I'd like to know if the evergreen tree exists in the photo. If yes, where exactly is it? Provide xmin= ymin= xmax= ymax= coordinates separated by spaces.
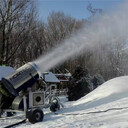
xmin=67 ymin=66 xmax=91 ymax=101
xmin=67 ymin=66 xmax=105 ymax=101
xmin=92 ymin=73 xmax=105 ymax=89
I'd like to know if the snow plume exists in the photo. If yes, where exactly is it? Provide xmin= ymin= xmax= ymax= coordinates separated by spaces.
xmin=35 ymin=1 xmax=128 ymax=72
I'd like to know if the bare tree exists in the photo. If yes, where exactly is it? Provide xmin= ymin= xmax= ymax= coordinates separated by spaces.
xmin=0 ymin=0 xmax=35 ymax=66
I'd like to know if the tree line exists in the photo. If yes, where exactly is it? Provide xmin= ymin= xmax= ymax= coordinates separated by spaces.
xmin=0 ymin=0 xmax=128 ymax=80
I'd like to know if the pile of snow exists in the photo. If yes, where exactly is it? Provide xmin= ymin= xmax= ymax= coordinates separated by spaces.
xmin=0 ymin=66 xmax=15 ymax=80
xmin=73 ymin=76 xmax=128 ymax=109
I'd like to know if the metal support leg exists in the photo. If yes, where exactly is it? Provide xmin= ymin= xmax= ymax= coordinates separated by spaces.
xmin=23 ymin=95 xmax=27 ymax=113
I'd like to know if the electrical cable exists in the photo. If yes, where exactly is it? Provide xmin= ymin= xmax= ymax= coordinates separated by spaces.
xmin=54 ymin=106 xmax=128 ymax=116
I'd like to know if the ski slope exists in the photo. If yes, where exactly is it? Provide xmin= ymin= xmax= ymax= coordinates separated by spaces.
xmin=1 ymin=76 xmax=128 ymax=128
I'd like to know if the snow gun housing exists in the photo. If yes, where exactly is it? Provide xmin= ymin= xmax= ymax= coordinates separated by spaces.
xmin=1 ymin=62 xmax=39 ymax=97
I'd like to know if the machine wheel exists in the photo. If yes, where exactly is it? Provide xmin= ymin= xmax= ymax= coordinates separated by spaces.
xmin=26 ymin=108 xmax=44 ymax=124
xmin=49 ymin=96 xmax=60 ymax=112
xmin=50 ymin=100 xmax=60 ymax=112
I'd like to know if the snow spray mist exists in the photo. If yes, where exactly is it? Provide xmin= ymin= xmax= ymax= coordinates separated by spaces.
xmin=34 ymin=2 xmax=128 ymax=72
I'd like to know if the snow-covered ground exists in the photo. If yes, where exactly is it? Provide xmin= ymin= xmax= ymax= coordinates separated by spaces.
xmin=1 ymin=76 xmax=128 ymax=128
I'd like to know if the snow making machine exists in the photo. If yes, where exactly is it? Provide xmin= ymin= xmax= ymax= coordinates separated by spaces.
xmin=0 ymin=62 xmax=62 ymax=124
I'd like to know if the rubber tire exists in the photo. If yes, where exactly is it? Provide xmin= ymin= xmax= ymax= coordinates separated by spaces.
xmin=27 ymin=108 xmax=44 ymax=124
xmin=50 ymin=102 xmax=60 ymax=112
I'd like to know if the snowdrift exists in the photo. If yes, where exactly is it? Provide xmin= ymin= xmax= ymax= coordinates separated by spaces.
xmin=72 ymin=76 xmax=128 ymax=110
xmin=0 ymin=66 xmax=15 ymax=80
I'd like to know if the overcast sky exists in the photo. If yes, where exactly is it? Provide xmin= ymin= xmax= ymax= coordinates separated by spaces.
xmin=35 ymin=0 xmax=125 ymax=22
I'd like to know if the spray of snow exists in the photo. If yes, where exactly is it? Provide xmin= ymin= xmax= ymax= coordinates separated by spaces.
xmin=35 ymin=2 xmax=128 ymax=72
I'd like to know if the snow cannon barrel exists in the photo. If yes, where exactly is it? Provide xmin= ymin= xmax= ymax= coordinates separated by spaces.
xmin=1 ymin=62 xmax=40 ymax=97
